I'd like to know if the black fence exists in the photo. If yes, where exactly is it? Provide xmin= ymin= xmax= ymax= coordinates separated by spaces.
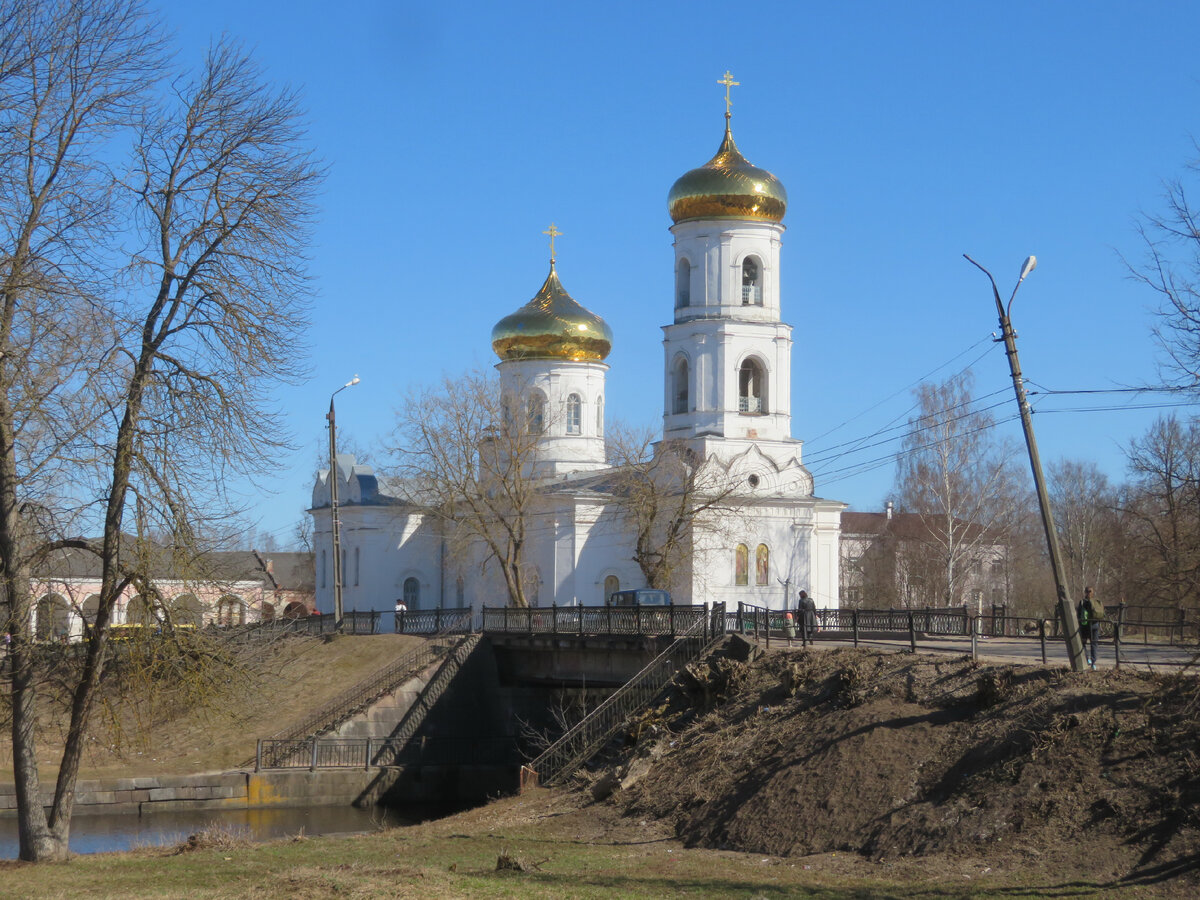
xmin=480 ymin=603 xmax=711 ymax=639
xmin=395 ymin=607 xmax=474 ymax=634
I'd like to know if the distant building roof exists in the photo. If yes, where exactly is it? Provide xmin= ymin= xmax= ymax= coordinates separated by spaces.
xmin=841 ymin=511 xmax=992 ymax=543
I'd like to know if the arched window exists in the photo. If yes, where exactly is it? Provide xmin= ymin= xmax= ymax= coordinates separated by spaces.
xmin=455 ymin=576 xmax=465 ymax=605
xmin=174 ymin=594 xmax=205 ymax=627
xmin=742 ymin=256 xmax=762 ymax=306
xmin=403 ymin=576 xmax=420 ymax=609
xmin=604 ymin=574 xmax=620 ymax=604
xmin=35 ymin=595 xmax=71 ymax=641
xmin=676 ymin=258 xmax=691 ymax=307
xmin=125 ymin=595 xmax=157 ymax=627
xmin=735 ymin=544 xmax=749 ymax=586
xmin=596 ymin=395 xmax=604 ymax=435
xmin=672 ymin=357 xmax=689 ymax=415
xmin=566 ymin=393 xmax=582 ymax=434
xmin=81 ymin=594 xmax=101 ymax=633
xmin=527 ymin=391 xmax=545 ymax=435
xmin=755 ymin=544 xmax=769 ymax=585
xmin=354 ymin=546 xmax=360 ymax=586
xmin=738 ymin=359 xmax=766 ymax=413
xmin=320 ymin=549 xmax=327 ymax=589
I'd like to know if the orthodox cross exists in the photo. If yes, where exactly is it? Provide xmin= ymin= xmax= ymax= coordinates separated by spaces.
xmin=718 ymin=70 xmax=739 ymax=117
xmin=543 ymin=222 xmax=563 ymax=262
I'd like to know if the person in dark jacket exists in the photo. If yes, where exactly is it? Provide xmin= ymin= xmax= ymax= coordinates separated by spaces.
xmin=798 ymin=590 xmax=817 ymax=639
xmin=1076 ymin=586 xmax=1103 ymax=670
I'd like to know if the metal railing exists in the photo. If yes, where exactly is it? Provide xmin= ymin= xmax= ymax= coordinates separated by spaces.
xmin=395 ymin=607 xmax=474 ymax=634
xmin=527 ymin=605 xmax=723 ymax=787
xmin=255 ymin=736 xmax=522 ymax=770
xmin=481 ymin=603 xmax=709 ymax=638
xmin=246 ymin=610 xmax=473 ymax=769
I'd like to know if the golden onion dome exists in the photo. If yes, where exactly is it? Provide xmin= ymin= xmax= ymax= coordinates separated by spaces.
xmin=491 ymin=263 xmax=613 ymax=362
xmin=668 ymin=120 xmax=787 ymax=224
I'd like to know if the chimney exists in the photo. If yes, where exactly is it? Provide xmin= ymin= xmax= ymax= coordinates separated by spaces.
xmin=885 ymin=500 xmax=894 ymax=521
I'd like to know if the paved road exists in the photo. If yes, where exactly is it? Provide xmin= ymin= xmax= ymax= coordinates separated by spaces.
xmin=768 ymin=632 xmax=1198 ymax=671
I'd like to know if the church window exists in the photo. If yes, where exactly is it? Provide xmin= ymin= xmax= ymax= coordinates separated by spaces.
xmin=320 ymin=549 xmax=326 ymax=589
xmin=566 ymin=393 xmax=582 ymax=434
xmin=354 ymin=546 xmax=360 ymax=586
xmin=403 ymin=576 xmax=420 ymax=609
xmin=738 ymin=359 xmax=766 ymax=413
xmin=604 ymin=574 xmax=619 ymax=604
xmin=527 ymin=392 xmax=545 ymax=434
xmin=735 ymin=544 xmax=749 ymax=586
xmin=676 ymin=258 xmax=691 ymax=307
xmin=755 ymin=544 xmax=769 ymax=585
xmin=672 ymin=357 xmax=689 ymax=415
xmin=597 ymin=395 xmax=604 ymax=435
xmin=742 ymin=256 xmax=762 ymax=306
xmin=456 ymin=576 xmax=465 ymax=605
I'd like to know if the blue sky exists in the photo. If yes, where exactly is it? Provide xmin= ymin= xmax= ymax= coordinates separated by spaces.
xmin=162 ymin=1 xmax=1200 ymax=547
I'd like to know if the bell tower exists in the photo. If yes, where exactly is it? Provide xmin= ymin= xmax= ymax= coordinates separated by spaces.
xmin=662 ymin=76 xmax=795 ymax=453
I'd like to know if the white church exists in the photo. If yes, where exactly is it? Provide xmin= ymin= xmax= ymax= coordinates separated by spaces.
xmin=312 ymin=95 xmax=845 ymax=618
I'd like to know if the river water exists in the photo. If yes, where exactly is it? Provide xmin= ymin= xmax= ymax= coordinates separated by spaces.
xmin=0 ymin=804 xmax=425 ymax=857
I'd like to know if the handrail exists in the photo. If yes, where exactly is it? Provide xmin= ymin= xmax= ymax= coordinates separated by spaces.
xmin=528 ymin=612 xmax=718 ymax=786
xmin=242 ymin=610 xmax=473 ymax=768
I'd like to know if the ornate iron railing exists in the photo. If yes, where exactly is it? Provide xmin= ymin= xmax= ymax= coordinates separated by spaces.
xmin=395 ymin=607 xmax=474 ymax=634
xmin=481 ymin=603 xmax=708 ymax=637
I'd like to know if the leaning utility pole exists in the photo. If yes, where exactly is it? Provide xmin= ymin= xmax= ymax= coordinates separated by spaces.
xmin=965 ymin=255 xmax=1087 ymax=672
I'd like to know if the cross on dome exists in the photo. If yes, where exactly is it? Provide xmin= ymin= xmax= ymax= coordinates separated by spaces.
xmin=543 ymin=222 xmax=563 ymax=263
xmin=718 ymin=70 xmax=739 ymax=119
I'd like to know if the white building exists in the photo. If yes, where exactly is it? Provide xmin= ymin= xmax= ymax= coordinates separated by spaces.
xmin=312 ymin=102 xmax=844 ymax=619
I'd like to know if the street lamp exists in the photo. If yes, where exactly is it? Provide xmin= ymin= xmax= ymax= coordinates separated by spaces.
xmin=328 ymin=375 xmax=360 ymax=629
xmin=964 ymin=254 xmax=1087 ymax=672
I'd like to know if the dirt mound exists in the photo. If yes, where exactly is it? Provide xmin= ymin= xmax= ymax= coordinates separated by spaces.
xmin=607 ymin=644 xmax=1200 ymax=888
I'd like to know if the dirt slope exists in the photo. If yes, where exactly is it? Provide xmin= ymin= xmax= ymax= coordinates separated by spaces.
xmin=605 ymin=644 xmax=1200 ymax=890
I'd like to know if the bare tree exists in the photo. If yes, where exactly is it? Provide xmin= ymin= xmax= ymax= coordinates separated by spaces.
xmin=606 ymin=425 xmax=740 ymax=594
xmin=388 ymin=368 xmax=543 ymax=608
xmin=1122 ymin=415 xmax=1200 ymax=614
xmin=893 ymin=371 xmax=1020 ymax=607
xmin=1130 ymin=144 xmax=1200 ymax=386
xmin=0 ymin=7 xmax=321 ymax=859
xmin=1047 ymin=458 xmax=1122 ymax=600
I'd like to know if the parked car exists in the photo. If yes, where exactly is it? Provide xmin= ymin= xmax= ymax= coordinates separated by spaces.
xmin=608 ymin=588 xmax=672 ymax=607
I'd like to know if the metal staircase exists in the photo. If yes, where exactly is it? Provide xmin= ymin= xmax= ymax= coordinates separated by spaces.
xmin=527 ymin=616 xmax=721 ymax=787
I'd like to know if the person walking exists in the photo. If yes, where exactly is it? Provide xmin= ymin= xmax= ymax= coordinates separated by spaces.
xmin=1076 ymin=586 xmax=1104 ymax=670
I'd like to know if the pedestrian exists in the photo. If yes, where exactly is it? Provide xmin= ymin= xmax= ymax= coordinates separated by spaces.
xmin=798 ymin=590 xmax=817 ymax=640
xmin=784 ymin=610 xmax=796 ymax=642
xmin=1076 ymin=586 xmax=1103 ymax=670
xmin=394 ymin=598 xmax=407 ymax=633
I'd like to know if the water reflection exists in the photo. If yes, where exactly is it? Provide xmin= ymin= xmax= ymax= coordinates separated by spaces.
xmin=0 ymin=805 xmax=426 ymax=858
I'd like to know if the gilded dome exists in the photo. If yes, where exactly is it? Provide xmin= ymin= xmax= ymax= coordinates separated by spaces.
xmin=668 ymin=122 xmax=787 ymax=224
xmin=492 ymin=264 xmax=613 ymax=362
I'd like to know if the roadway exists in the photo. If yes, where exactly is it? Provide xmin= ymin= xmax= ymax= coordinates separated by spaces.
xmin=767 ymin=631 xmax=1197 ymax=671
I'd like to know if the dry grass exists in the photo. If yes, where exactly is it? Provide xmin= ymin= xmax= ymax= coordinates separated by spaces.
xmin=0 ymin=632 xmax=429 ymax=780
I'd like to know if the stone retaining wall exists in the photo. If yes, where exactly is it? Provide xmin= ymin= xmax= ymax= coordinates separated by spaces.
xmin=0 ymin=770 xmax=376 ymax=818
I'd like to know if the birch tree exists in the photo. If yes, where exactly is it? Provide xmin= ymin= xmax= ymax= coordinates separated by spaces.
xmin=893 ymin=371 xmax=1019 ymax=606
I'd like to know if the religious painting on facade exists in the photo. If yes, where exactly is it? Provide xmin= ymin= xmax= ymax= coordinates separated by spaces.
xmin=756 ymin=544 xmax=769 ymax=585
xmin=735 ymin=543 xmax=749 ymax=586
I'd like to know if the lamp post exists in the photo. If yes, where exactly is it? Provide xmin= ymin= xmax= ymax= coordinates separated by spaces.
xmin=964 ymin=255 xmax=1087 ymax=672
xmin=327 ymin=375 xmax=360 ymax=629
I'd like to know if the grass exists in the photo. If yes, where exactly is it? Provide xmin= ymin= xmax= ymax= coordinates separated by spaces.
xmin=0 ymin=633 xmax=430 ymax=781
xmin=0 ymin=790 xmax=1186 ymax=899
